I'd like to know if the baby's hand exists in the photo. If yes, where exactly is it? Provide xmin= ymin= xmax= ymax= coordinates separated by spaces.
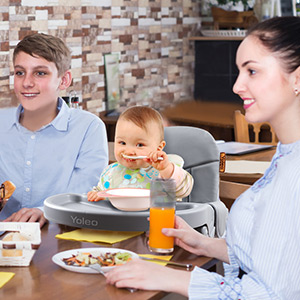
xmin=87 ymin=191 xmax=104 ymax=202
xmin=147 ymin=151 xmax=174 ymax=179
xmin=147 ymin=150 xmax=167 ymax=169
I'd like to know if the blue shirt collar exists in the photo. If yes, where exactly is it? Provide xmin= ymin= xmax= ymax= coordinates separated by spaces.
xmin=13 ymin=97 xmax=71 ymax=132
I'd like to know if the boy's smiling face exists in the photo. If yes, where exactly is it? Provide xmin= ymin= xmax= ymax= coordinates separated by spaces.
xmin=13 ymin=51 xmax=70 ymax=113
xmin=114 ymin=118 xmax=164 ymax=169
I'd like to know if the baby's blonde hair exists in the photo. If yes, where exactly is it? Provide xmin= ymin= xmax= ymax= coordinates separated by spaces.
xmin=119 ymin=106 xmax=164 ymax=141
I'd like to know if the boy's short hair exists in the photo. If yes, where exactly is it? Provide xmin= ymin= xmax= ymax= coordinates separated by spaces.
xmin=13 ymin=33 xmax=71 ymax=76
xmin=119 ymin=106 xmax=164 ymax=141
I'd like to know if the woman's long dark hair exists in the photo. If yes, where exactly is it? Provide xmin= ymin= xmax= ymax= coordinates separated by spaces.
xmin=247 ymin=16 xmax=300 ymax=73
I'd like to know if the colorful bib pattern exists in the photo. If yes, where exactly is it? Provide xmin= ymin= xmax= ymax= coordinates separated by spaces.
xmin=99 ymin=163 xmax=160 ymax=190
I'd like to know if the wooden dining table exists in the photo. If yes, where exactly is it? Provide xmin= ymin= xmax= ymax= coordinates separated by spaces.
xmin=0 ymin=222 xmax=217 ymax=300
xmin=220 ymin=147 xmax=276 ymax=184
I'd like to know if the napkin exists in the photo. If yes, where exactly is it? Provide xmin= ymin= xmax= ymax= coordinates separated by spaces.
xmin=225 ymin=160 xmax=271 ymax=174
xmin=55 ymin=228 xmax=144 ymax=244
xmin=138 ymin=254 xmax=173 ymax=266
xmin=0 ymin=272 xmax=15 ymax=288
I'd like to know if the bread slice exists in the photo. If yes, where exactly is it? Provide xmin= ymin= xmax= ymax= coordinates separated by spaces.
xmin=2 ymin=249 xmax=23 ymax=257
xmin=1 ymin=232 xmax=28 ymax=257
xmin=2 ymin=232 xmax=29 ymax=242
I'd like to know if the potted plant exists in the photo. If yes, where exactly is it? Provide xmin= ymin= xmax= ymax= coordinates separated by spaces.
xmin=201 ymin=0 xmax=258 ymax=30
xmin=210 ymin=0 xmax=255 ymax=11
xmin=202 ymin=0 xmax=255 ymax=13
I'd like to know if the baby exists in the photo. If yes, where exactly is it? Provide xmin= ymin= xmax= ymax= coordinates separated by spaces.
xmin=87 ymin=106 xmax=193 ymax=201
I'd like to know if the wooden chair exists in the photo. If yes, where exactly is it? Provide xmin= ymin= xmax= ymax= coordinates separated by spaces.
xmin=219 ymin=180 xmax=250 ymax=210
xmin=234 ymin=110 xmax=278 ymax=145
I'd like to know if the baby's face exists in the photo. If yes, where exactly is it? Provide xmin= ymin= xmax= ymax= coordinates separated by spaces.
xmin=114 ymin=119 xmax=163 ymax=169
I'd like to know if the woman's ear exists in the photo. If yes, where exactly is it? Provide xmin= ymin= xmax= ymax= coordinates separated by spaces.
xmin=158 ymin=140 xmax=166 ymax=151
xmin=294 ymin=66 xmax=300 ymax=85
xmin=59 ymin=70 xmax=72 ymax=90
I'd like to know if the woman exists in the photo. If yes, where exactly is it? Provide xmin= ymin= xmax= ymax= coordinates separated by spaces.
xmin=106 ymin=17 xmax=300 ymax=299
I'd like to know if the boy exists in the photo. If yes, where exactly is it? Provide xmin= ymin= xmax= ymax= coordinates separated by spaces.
xmin=88 ymin=106 xmax=193 ymax=201
xmin=0 ymin=33 xmax=108 ymax=226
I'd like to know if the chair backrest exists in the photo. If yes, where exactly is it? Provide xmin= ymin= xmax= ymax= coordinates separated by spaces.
xmin=219 ymin=180 xmax=250 ymax=210
xmin=164 ymin=126 xmax=220 ymax=204
xmin=234 ymin=110 xmax=277 ymax=145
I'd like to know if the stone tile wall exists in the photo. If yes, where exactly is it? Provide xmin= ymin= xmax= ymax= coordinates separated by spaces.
xmin=0 ymin=0 xmax=200 ymax=114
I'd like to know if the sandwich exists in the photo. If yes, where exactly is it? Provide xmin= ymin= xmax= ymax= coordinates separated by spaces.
xmin=1 ymin=232 xmax=29 ymax=257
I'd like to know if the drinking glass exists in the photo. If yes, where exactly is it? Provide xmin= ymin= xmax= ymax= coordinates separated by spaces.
xmin=149 ymin=178 xmax=176 ymax=254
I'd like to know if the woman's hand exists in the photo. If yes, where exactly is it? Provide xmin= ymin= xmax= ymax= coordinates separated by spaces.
xmin=162 ymin=216 xmax=211 ymax=257
xmin=162 ymin=216 xmax=229 ymax=262
xmin=106 ymin=258 xmax=191 ymax=296
xmin=3 ymin=208 xmax=47 ymax=227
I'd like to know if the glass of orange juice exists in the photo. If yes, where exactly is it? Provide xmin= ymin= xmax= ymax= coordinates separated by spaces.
xmin=149 ymin=178 xmax=176 ymax=254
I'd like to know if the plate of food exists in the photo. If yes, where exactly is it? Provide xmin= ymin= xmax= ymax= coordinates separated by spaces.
xmin=52 ymin=247 xmax=138 ymax=274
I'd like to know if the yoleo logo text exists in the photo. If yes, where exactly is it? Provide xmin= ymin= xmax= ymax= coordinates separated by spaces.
xmin=70 ymin=215 xmax=98 ymax=227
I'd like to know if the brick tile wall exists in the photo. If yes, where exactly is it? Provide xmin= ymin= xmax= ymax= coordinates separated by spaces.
xmin=0 ymin=0 xmax=200 ymax=114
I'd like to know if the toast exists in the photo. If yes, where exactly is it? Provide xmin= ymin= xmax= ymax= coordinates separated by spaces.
xmin=1 ymin=232 xmax=29 ymax=257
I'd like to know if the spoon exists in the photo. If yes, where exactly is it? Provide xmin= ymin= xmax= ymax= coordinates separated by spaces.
xmin=122 ymin=154 xmax=163 ymax=161
xmin=89 ymin=264 xmax=137 ymax=293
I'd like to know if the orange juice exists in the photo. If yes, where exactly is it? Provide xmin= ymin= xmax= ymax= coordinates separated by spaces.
xmin=149 ymin=207 xmax=175 ymax=253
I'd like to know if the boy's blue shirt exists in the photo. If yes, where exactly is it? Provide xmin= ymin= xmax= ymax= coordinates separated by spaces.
xmin=0 ymin=98 xmax=108 ymax=219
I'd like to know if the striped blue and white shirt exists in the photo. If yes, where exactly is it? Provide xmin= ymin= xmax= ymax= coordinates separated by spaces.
xmin=189 ymin=140 xmax=300 ymax=299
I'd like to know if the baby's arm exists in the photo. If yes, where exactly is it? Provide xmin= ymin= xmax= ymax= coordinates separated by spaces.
xmin=87 ymin=176 xmax=104 ymax=202
xmin=147 ymin=152 xmax=194 ymax=198
xmin=87 ymin=190 xmax=104 ymax=202
xmin=87 ymin=164 xmax=112 ymax=202
xmin=171 ymin=165 xmax=194 ymax=199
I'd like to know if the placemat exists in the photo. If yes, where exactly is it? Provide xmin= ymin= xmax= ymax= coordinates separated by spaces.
xmin=56 ymin=228 xmax=144 ymax=244
xmin=0 ymin=272 xmax=15 ymax=288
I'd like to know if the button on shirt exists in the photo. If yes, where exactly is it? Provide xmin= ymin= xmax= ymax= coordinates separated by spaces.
xmin=0 ymin=98 xmax=108 ymax=219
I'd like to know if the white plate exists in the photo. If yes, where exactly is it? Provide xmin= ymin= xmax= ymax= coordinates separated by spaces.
xmin=52 ymin=247 xmax=138 ymax=274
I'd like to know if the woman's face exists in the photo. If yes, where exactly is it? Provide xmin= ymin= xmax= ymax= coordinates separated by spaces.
xmin=233 ymin=35 xmax=296 ymax=127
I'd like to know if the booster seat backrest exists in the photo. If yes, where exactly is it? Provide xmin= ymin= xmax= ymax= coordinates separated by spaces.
xmin=164 ymin=126 xmax=220 ymax=203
